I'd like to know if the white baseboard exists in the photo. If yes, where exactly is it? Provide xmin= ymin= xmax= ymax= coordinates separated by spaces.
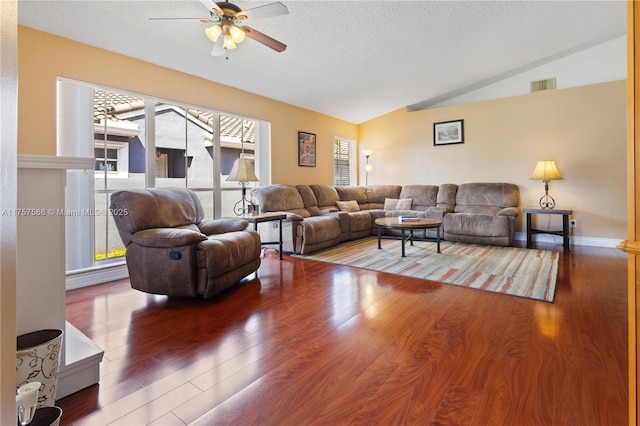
xmin=66 ymin=263 xmax=129 ymax=290
xmin=514 ymin=232 xmax=623 ymax=249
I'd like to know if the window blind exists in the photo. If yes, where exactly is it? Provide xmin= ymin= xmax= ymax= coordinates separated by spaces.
xmin=333 ymin=138 xmax=350 ymax=186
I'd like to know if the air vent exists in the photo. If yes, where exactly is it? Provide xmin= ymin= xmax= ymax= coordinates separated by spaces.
xmin=531 ymin=78 xmax=556 ymax=92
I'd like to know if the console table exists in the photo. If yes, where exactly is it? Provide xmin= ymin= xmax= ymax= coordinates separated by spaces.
xmin=524 ymin=207 xmax=573 ymax=251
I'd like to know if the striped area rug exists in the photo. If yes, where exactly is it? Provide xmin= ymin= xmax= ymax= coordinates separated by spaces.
xmin=297 ymin=237 xmax=559 ymax=302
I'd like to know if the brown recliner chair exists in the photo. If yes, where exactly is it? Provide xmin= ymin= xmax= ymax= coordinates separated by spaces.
xmin=110 ymin=188 xmax=262 ymax=298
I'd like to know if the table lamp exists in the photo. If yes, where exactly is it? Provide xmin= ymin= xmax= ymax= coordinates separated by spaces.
xmin=226 ymin=158 xmax=259 ymax=215
xmin=530 ymin=160 xmax=563 ymax=209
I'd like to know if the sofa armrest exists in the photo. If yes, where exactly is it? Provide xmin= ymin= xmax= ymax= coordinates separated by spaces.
xmin=425 ymin=206 xmax=453 ymax=220
xmin=497 ymin=207 xmax=519 ymax=217
xmin=319 ymin=207 xmax=339 ymax=214
xmin=429 ymin=206 xmax=454 ymax=215
xmin=198 ymin=219 xmax=249 ymax=235
xmin=323 ymin=211 xmax=347 ymax=218
xmin=130 ymin=228 xmax=207 ymax=248
xmin=424 ymin=207 xmax=446 ymax=221
xmin=284 ymin=212 xmax=305 ymax=222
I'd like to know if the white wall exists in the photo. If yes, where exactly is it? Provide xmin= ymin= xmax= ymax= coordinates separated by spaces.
xmin=431 ymin=36 xmax=626 ymax=108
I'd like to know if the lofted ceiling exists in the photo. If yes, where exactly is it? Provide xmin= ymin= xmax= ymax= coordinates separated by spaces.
xmin=18 ymin=0 xmax=626 ymax=124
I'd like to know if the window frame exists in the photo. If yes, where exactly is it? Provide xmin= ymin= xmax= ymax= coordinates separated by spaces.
xmin=93 ymin=141 xmax=129 ymax=178
xmin=333 ymin=137 xmax=356 ymax=187
xmin=59 ymin=78 xmax=271 ymax=289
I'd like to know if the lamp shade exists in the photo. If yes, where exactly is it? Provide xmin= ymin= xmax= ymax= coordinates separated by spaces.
xmin=362 ymin=149 xmax=374 ymax=157
xmin=223 ymin=33 xmax=237 ymax=50
xmin=226 ymin=158 xmax=259 ymax=182
xmin=229 ymin=25 xmax=246 ymax=43
xmin=205 ymin=25 xmax=222 ymax=42
xmin=530 ymin=160 xmax=563 ymax=181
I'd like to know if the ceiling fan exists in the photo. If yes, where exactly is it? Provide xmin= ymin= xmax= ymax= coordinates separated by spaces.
xmin=150 ymin=0 xmax=288 ymax=56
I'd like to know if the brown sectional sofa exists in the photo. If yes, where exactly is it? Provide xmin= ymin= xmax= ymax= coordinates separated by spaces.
xmin=251 ymin=182 xmax=520 ymax=255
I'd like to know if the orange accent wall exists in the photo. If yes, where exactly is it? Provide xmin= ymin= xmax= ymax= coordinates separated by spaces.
xmin=17 ymin=26 xmax=357 ymax=185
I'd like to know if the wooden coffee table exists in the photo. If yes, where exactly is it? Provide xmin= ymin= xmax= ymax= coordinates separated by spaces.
xmin=375 ymin=217 xmax=442 ymax=257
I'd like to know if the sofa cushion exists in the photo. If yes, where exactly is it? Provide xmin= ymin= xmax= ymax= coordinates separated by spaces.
xmin=444 ymin=213 xmax=509 ymax=238
xmin=295 ymin=216 xmax=341 ymax=254
xmin=384 ymin=198 xmax=412 ymax=210
xmin=296 ymin=185 xmax=321 ymax=216
xmin=197 ymin=230 xmax=262 ymax=278
xmin=252 ymin=184 xmax=311 ymax=217
xmin=436 ymin=184 xmax=458 ymax=213
xmin=347 ymin=211 xmax=372 ymax=239
xmin=296 ymin=185 xmax=318 ymax=208
xmin=131 ymin=228 xmax=207 ymax=248
xmin=367 ymin=185 xmax=402 ymax=209
xmin=111 ymin=188 xmax=205 ymax=246
xmin=399 ymin=185 xmax=439 ymax=211
xmin=336 ymin=200 xmax=360 ymax=212
xmin=336 ymin=186 xmax=368 ymax=204
xmin=310 ymin=184 xmax=341 ymax=210
xmin=454 ymin=183 xmax=520 ymax=211
xmin=197 ymin=219 xmax=248 ymax=235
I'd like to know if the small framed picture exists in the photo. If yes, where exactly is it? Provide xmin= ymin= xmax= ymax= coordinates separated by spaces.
xmin=298 ymin=131 xmax=316 ymax=167
xmin=433 ymin=119 xmax=464 ymax=146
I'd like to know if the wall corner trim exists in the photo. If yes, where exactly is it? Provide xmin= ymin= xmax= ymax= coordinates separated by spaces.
xmin=18 ymin=154 xmax=95 ymax=170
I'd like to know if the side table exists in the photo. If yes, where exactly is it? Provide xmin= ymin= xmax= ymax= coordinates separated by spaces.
xmin=524 ymin=207 xmax=573 ymax=251
xmin=227 ymin=213 xmax=286 ymax=260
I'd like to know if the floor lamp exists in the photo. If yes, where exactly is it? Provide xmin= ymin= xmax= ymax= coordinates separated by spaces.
xmin=362 ymin=149 xmax=373 ymax=186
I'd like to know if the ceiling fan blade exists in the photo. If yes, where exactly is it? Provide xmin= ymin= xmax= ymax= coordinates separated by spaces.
xmin=149 ymin=17 xmax=214 ymax=24
xmin=236 ymin=2 xmax=288 ymax=20
xmin=199 ymin=0 xmax=224 ymax=16
xmin=211 ymin=36 xmax=225 ymax=56
xmin=241 ymin=26 xmax=287 ymax=52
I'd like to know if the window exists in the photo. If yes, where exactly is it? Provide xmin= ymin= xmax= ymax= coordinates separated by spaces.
xmin=93 ymin=91 xmax=145 ymax=264
xmin=58 ymin=79 xmax=270 ymax=288
xmin=93 ymin=141 xmax=129 ymax=179
xmin=94 ymin=147 xmax=118 ymax=172
xmin=334 ymin=137 xmax=355 ymax=186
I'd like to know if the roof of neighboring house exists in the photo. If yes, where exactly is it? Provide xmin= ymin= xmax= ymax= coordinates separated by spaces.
xmin=94 ymin=90 xmax=255 ymax=143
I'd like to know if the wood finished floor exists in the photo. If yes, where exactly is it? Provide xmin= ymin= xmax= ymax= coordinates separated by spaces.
xmin=58 ymin=242 xmax=629 ymax=425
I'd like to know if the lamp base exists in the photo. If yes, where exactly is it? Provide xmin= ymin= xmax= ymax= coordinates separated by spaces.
xmin=232 ymin=197 xmax=256 ymax=216
xmin=232 ymin=184 xmax=257 ymax=216
xmin=538 ymin=194 xmax=556 ymax=209
xmin=538 ymin=180 xmax=557 ymax=209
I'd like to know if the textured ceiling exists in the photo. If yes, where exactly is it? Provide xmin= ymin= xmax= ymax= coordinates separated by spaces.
xmin=18 ymin=1 xmax=626 ymax=124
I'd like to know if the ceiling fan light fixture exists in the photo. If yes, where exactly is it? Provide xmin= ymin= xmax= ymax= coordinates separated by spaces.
xmin=205 ymin=24 xmax=222 ymax=42
xmin=229 ymin=24 xmax=246 ymax=43
xmin=223 ymin=33 xmax=237 ymax=49
xmin=152 ymin=1 xmax=288 ymax=55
